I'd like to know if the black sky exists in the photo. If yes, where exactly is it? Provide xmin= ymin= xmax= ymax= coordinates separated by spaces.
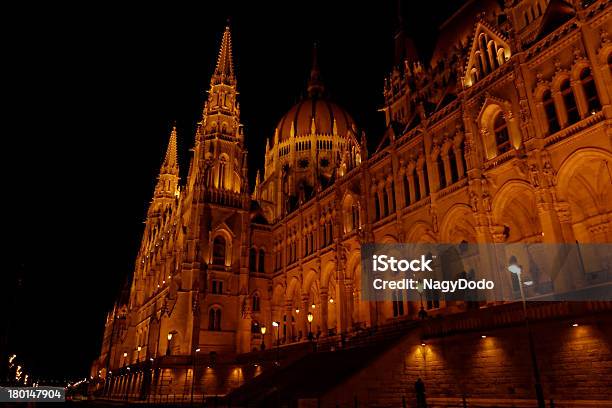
xmin=3 ymin=1 xmax=464 ymax=381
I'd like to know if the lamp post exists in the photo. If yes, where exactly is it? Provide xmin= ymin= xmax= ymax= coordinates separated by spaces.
xmin=123 ymin=352 xmax=128 ymax=367
xmin=136 ymin=346 xmax=141 ymax=363
xmin=307 ymin=312 xmax=314 ymax=341
xmin=508 ymin=261 xmax=545 ymax=408
xmin=416 ymin=280 xmax=428 ymax=320
xmin=191 ymin=348 xmax=200 ymax=406
xmin=166 ymin=333 xmax=173 ymax=356
xmin=272 ymin=321 xmax=280 ymax=366
xmin=260 ymin=326 xmax=266 ymax=351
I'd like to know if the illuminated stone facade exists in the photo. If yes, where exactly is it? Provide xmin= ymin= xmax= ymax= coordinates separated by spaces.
xmin=92 ymin=0 xmax=612 ymax=402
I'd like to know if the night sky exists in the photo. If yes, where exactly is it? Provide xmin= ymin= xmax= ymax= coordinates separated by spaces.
xmin=4 ymin=1 xmax=464 ymax=382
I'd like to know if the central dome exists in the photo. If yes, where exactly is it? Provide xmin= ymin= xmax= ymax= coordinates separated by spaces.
xmin=274 ymin=97 xmax=356 ymax=144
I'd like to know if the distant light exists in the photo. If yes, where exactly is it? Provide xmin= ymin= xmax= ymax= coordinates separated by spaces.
xmin=253 ymin=364 xmax=258 ymax=367
xmin=507 ymin=264 xmax=522 ymax=275
xmin=137 ymin=346 xmax=142 ymax=352
xmin=421 ymin=342 xmax=426 ymax=347
xmin=481 ymin=335 xmax=487 ymax=339
xmin=311 ymin=303 xmax=316 ymax=309
xmin=572 ymin=323 xmax=579 ymax=327
xmin=591 ymin=110 xmax=596 ymax=115
xmin=329 ymin=298 xmax=334 ymax=303
xmin=523 ymin=280 xmax=534 ymax=286
xmin=195 ymin=348 xmax=201 ymax=353
xmin=167 ymin=333 xmax=173 ymax=341
xmin=272 ymin=321 xmax=279 ymax=327
xmin=123 ymin=352 xmax=128 ymax=357
xmin=149 ymin=358 xmax=154 ymax=362
xmin=295 ymin=308 xmax=300 ymax=314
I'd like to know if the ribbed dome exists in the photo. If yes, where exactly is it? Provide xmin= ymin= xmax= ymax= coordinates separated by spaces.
xmin=274 ymin=97 xmax=356 ymax=146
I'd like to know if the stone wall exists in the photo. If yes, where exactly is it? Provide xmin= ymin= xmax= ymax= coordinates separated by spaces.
xmin=322 ymin=312 xmax=612 ymax=407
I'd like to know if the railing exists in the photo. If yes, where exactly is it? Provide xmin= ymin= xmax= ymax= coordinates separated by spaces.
xmin=422 ymin=300 xmax=612 ymax=339
xmin=204 ymin=188 xmax=244 ymax=208
xmin=544 ymin=111 xmax=605 ymax=147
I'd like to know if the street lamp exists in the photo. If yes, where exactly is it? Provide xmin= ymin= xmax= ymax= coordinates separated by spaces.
xmin=272 ymin=321 xmax=280 ymax=366
xmin=191 ymin=347 xmax=200 ymax=405
xmin=416 ymin=280 xmax=428 ymax=320
xmin=260 ymin=326 xmax=267 ymax=351
xmin=136 ymin=346 xmax=141 ymax=363
xmin=508 ymin=260 xmax=545 ymax=408
xmin=123 ymin=352 xmax=128 ymax=367
xmin=307 ymin=312 xmax=314 ymax=341
xmin=166 ymin=333 xmax=173 ymax=356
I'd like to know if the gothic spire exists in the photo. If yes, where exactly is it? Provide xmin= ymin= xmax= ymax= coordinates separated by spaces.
xmin=212 ymin=25 xmax=235 ymax=85
xmin=307 ymin=43 xmax=325 ymax=98
xmin=160 ymin=124 xmax=179 ymax=176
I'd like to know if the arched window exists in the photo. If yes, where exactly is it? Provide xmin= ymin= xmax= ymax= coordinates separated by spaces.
xmin=258 ymin=249 xmax=265 ymax=272
xmin=252 ymin=294 xmax=260 ymax=312
xmin=389 ymin=183 xmax=396 ymax=213
xmin=436 ymin=154 xmax=447 ymax=189
xmin=249 ymin=247 xmax=257 ymax=272
xmin=208 ymin=308 xmax=221 ymax=331
xmin=352 ymin=205 xmax=360 ymax=230
xmin=448 ymin=149 xmax=459 ymax=183
xmin=212 ymin=236 xmax=226 ymax=266
xmin=580 ymin=68 xmax=600 ymax=113
xmin=403 ymin=174 xmax=411 ymax=206
xmin=542 ymin=90 xmax=560 ymax=134
xmin=493 ymin=112 xmax=511 ymax=154
xmin=382 ymin=188 xmax=390 ymax=216
xmin=374 ymin=193 xmax=381 ymax=221
xmin=561 ymin=79 xmax=579 ymax=125
xmin=322 ymin=223 xmax=328 ymax=246
xmin=414 ymin=169 xmax=421 ymax=201
xmin=218 ymin=160 xmax=226 ymax=189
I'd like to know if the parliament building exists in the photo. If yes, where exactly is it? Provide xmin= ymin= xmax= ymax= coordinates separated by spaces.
xmin=92 ymin=0 xmax=612 ymax=406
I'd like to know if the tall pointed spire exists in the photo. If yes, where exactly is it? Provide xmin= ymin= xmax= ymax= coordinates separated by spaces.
xmin=307 ymin=43 xmax=325 ymax=98
xmin=153 ymin=125 xmax=180 ymax=202
xmin=212 ymin=25 xmax=235 ymax=85
xmin=161 ymin=124 xmax=179 ymax=175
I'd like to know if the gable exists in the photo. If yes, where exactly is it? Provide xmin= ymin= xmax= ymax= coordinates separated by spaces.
xmin=464 ymin=22 xmax=511 ymax=88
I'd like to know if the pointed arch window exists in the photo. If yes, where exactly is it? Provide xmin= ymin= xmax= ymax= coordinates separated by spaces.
xmin=382 ymin=187 xmax=390 ymax=217
xmin=580 ymin=68 xmax=600 ymax=113
xmin=208 ymin=308 xmax=221 ymax=331
xmin=258 ymin=249 xmax=265 ymax=272
xmin=561 ymin=79 xmax=579 ymax=125
xmin=436 ymin=154 xmax=447 ymax=189
xmin=212 ymin=236 xmax=226 ymax=266
xmin=374 ymin=192 xmax=381 ymax=221
xmin=252 ymin=294 xmax=260 ymax=312
xmin=493 ymin=112 xmax=511 ymax=154
xmin=403 ymin=174 xmax=411 ymax=206
xmin=249 ymin=247 xmax=257 ymax=271
xmin=448 ymin=148 xmax=459 ymax=183
xmin=218 ymin=159 xmax=226 ymax=189
xmin=542 ymin=90 xmax=560 ymax=134
xmin=414 ymin=169 xmax=421 ymax=201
